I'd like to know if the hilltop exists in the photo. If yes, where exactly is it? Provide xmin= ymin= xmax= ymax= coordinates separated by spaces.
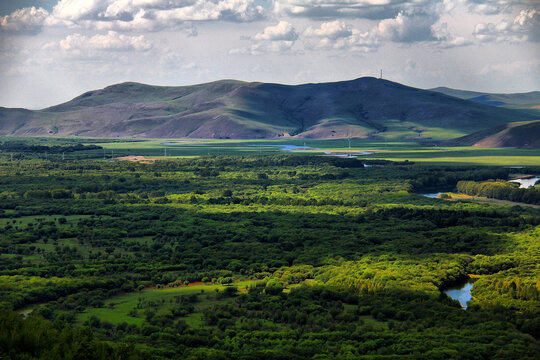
xmin=0 ymin=78 xmax=537 ymax=140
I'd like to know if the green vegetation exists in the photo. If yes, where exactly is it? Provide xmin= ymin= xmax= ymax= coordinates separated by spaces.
xmin=0 ymin=139 xmax=539 ymax=359
xmin=457 ymin=179 xmax=540 ymax=205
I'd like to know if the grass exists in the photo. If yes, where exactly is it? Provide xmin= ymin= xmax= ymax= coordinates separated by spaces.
xmin=3 ymin=135 xmax=537 ymax=165
xmin=78 ymin=280 xmax=258 ymax=326
xmin=84 ymin=138 xmax=540 ymax=166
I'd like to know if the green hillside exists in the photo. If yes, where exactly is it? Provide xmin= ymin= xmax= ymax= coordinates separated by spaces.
xmin=447 ymin=120 xmax=540 ymax=148
xmin=0 ymin=78 xmax=537 ymax=140
xmin=430 ymin=87 xmax=540 ymax=112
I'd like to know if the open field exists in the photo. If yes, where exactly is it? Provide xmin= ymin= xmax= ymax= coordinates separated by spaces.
xmin=78 ymin=280 xmax=258 ymax=326
xmin=2 ymin=136 xmax=538 ymax=165
xmin=90 ymin=138 xmax=540 ymax=166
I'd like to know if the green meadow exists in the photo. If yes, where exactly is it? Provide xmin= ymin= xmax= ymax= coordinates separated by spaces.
xmin=89 ymin=138 xmax=540 ymax=165
xmin=78 ymin=280 xmax=258 ymax=326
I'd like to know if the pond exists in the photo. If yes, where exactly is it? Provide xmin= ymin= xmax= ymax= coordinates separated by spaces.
xmin=509 ymin=176 xmax=539 ymax=189
xmin=444 ymin=282 xmax=473 ymax=309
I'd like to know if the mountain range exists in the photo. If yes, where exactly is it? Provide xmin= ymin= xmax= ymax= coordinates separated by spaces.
xmin=0 ymin=77 xmax=538 ymax=145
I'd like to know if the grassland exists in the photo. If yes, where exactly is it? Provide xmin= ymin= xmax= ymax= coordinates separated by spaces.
xmin=2 ymin=135 xmax=538 ymax=165
xmin=78 ymin=280 xmax=258 ymax=326
xmin=88 ymin=138 xmax=540 ymax=166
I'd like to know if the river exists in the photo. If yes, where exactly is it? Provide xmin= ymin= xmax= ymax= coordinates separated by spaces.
xmin=422 ymin=192 xmax=444 ymax=199
xmin=444 ymin=282 xmax=473 ymax=309
xmin=509 ymin=176 xmax=540 ymax=189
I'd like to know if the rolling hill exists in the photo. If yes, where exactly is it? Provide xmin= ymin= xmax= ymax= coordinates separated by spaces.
xmin=0 ymin=77 xmax=537 ymax=140
xmin=446 ymin=120 xmax=540 ymax=148
xmin=430 ymin=87 xmax=540 ymax=111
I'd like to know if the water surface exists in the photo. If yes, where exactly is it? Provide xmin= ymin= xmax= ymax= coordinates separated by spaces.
xmin=509 ymin=176 xmax=539 ymax=189
xmin=444 ymin=282 xmax=473 ymax=309
xmin=422 ymin=192 xmax=444 ymax=199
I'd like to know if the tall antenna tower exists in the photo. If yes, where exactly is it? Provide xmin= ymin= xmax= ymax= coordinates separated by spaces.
xmin=380 ymin=69 xmax=383 ymax=79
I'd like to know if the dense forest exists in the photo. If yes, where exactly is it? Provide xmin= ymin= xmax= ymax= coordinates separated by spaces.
xmin=0 ymin=152 xmax=538 ymax=359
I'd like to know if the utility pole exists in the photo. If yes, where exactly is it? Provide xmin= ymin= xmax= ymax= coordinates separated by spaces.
xmin=62 ymin=152 xmax=65 ymax=161
xmin=103 ymin=149 xmax=106 ymax=160
xmin=164 ymin=146 xmax=167 ymax=158
xmin=10 ymin=153 xmax=13 ymax=161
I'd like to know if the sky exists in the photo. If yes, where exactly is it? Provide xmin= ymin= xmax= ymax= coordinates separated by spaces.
xmin=0 ymin=0 xmax=538 ymax=109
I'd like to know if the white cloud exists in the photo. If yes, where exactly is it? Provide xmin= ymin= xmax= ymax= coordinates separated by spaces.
xmin=51 ymin=0 xmax=267 ymax=31
xmin=274 ymin=0 xmax=435 ymax=20
xmin=474 ymin=8 xmax=540 ymax=42
xmin=233 ymin=20 xmax=299 ymax=55
xmin=304 ymin=20 xmax=352 ymax=40
xmin=254 ymin=21 xmax=298 ymax=41
xmin=303 ymin=21 xmax=377 ymax=51
xmin=465 ymin=0 xmax=539 ymax=15
xmin=58 ymin=31 xmax=153 ymax=52
xmin=375 ymin=11 xmax=438 ymax=42
xmin=0 ymin=7 xmax=49 ymax=34
xmin=230 ymin=40 xmax=296 ymax=55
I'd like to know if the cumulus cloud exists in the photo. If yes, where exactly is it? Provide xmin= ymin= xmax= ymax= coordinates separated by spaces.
xmin=51 ymin=0 xmax=267 ymax=31
xmin=57 ymin=31 xmax=153 ymax=52
xmin=474 ymin=8 xmax=540 ymax=42
xmin=0 ymin=7 xmax=49 ymax=34
xmin=274 ymin=0 xmax=433 ymax=20
xmin=465 ymin=0 xmax=539 ymax=15
xmin=375 ymin=11 xmax=438 ymax=42
xmin=254 ymin=21 xmax=298 ymax=41
xmin=232 ymin=20 xmax=299 ymax=55
xmin=303 ymin=20 xmax=377 ymax=51
xmin=304 ymin=20 xmax=352 ymax=40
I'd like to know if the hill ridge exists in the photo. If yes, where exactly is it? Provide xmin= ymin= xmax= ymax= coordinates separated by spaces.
xmin=0 ymin=77 xmax=537 ymax=140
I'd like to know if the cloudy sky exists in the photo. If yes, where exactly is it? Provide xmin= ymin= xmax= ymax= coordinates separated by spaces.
xmin=0 ymin=0 xmax=538 ymax=109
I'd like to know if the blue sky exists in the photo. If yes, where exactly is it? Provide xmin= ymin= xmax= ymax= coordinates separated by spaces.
xmin=0 ymin=0 xmax=538 ymax=109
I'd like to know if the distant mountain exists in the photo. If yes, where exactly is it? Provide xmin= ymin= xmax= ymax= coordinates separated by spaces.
xmin=0 ymin=78 xmax=537 ymax=140
xmin=447 ymin=120 xmax=540 ymax=148
xmin=430 ymin=87 xmax=540 ymax=112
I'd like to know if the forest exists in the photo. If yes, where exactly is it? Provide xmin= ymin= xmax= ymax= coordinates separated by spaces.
xmin=0 ymin=148 xmax=539 ymax=359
